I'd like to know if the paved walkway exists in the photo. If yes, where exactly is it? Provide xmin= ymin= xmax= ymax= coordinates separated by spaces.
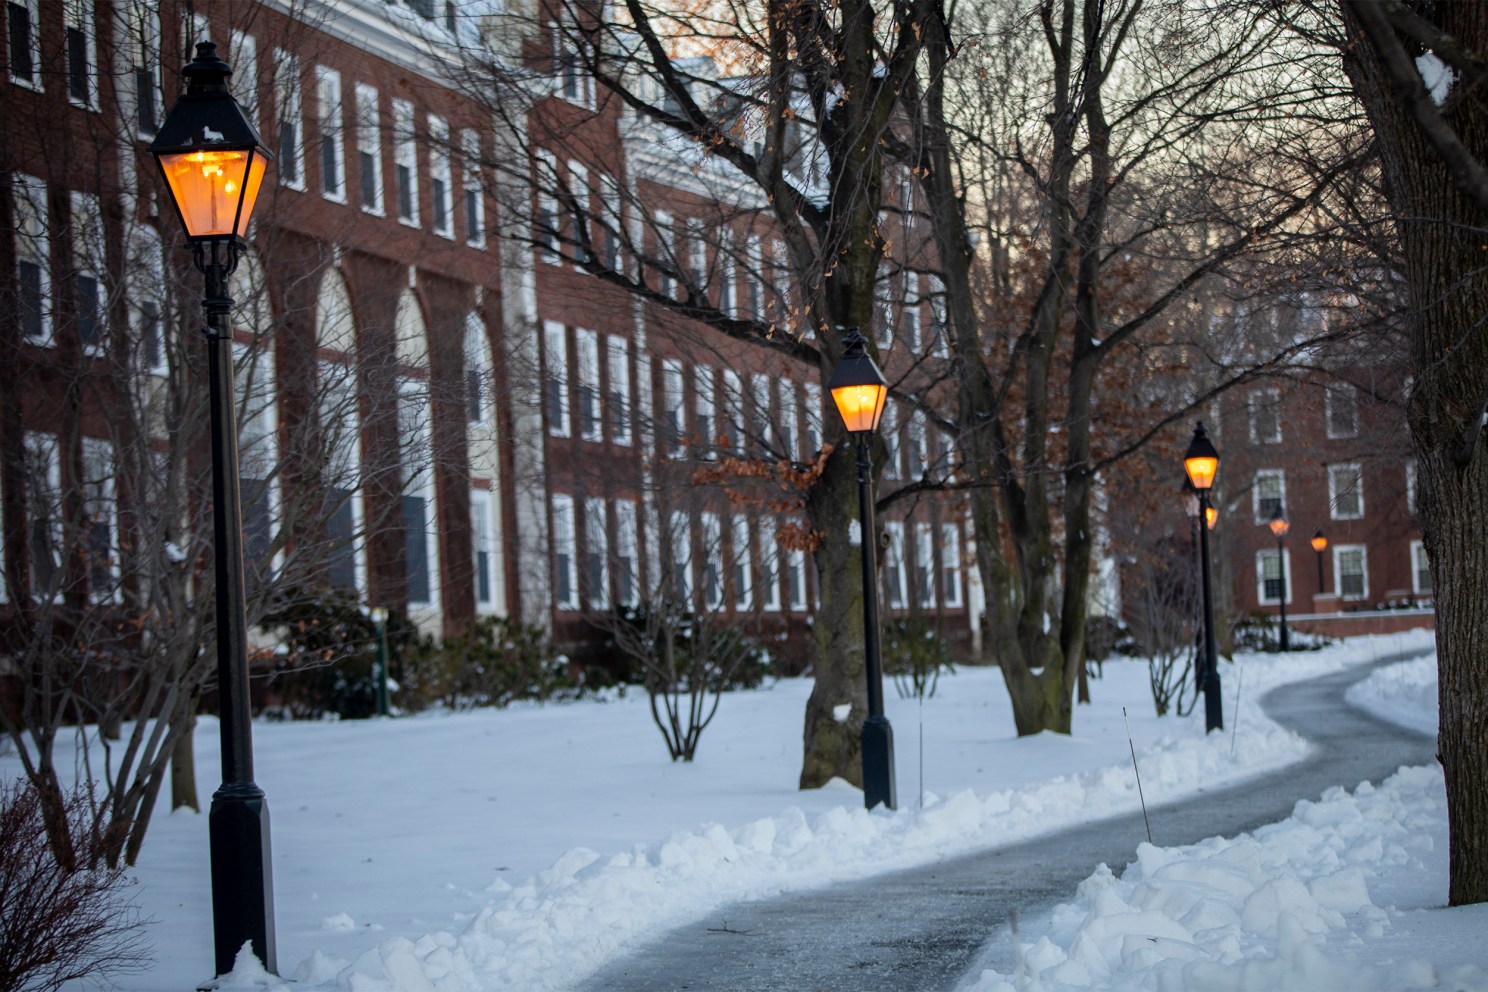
xmin=582 ymin=653 xmax=1436 ymax=992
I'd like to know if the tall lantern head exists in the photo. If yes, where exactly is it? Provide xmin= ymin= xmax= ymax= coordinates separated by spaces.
xmin=1268 ymin=510 xmax=1290 ymax=539
xmin=150 ymin=42 xmax=272 ymax=243
xmin=827 ymin=326 xmax=888 ymax=435
xmin=1183 ymin=421 xmax=1220 ymax=492
xmin=1311 ymin=529 xmax=1328 ymax=553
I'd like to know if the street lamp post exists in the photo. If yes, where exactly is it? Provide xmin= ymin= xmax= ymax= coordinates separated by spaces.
xmin=150 ymin=42 xmax=276 ymax=978
xmin=1183 ymin=422 xmax=1223 ymax=733
xmin=1268 ymin=510 xmax=1290 ymax=652
xmin=1181 ymin=478 xmax=1205 ymax=693
xmin=827 ymin=327 xmax=896 ymax=811
xmin=1311 ymin=529 xmax=1328 ymax=596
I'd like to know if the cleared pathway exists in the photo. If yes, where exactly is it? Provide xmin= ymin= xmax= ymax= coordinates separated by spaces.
xmin=583 ymin=654 xmax=1436 ymax=992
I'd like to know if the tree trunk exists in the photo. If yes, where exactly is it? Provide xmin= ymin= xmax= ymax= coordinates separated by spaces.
xmin=1339 ymin=0 xmax=1488 ymax=905
xmin=170 ymin=714 xmax=199 ymax=812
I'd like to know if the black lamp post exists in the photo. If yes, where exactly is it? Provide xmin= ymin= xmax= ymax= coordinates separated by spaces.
xmin=1268 ymin=509 xmax=1290 ymax=653
xmin=827 ymin=327 xmax=896 ymax=810
xmin=1183 ymin=422 xmax=1223 ymax=733
xmin=150 ymin=42 xmax=276 ymax=978
xmin=1311 ymin=529 xmax=1328 ymax=596
xmin=1181 ymin=477 xmax=1205 ymax=692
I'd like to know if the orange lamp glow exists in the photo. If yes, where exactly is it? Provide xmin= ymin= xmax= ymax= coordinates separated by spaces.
xmin=827 ymin=327 xmax=889 ymax=434
xmin=1269 ymin=512 xmax=1290 ymax=538
xmin=1205 ymin=505 xmax=1218 ymax=529
xmin=1311 ymin=530 xmax=1328 ymax=553
xmin=1183 ymin=422 xmax=1220 ymax=491
xmin=157 ymin=148 xmax=267 ymax=240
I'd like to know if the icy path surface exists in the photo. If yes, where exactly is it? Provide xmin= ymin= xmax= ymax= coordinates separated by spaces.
xmin=582 ymin=654 xmax=1435 ymax=991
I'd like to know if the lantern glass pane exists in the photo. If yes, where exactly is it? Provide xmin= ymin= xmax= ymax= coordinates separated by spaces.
xmin=831 ymin=383 xmax=886 ymax=434
xmin=1184 ymin=454 xmax=1218 ymax=490
xmin=160 ymin=148 xmax=265 ymax=239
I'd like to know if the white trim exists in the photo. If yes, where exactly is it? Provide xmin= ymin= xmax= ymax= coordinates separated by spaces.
xmin=584 ymin=497 xmax=610 ymax=610
xmin=1255 ymin=548 xmax=1293 ymax=606
xmin=535 ymin=150 xmax=561 ymax=264
xmin=12 ymin=173 xmax=51 ymax=346
xmin=316 ymin=359 xmax=368 ymax=594
xmin=915 ymin=521 xmax=937 ymax=607
xmin=607 ymin=335 xmax=632 ymax=446
xmin=731 ymin=514 xmax=752 ymax=610
xmin=1333 ymin=544 xmax=1368 ymax=600
xmin=884 ymin=520 xmax=907 ymax=609
xmin=429 ymin=115 xmax=454 ymax=238
xmin=941 ymin=522 xmax=963 ymax=608
xmin=695 ymin=365 xmax=716 ymax=459
xmin=661 ymin=358 xmax=686 ymax=458
xmin=316 ymin=66 xmax=346 ymax=202
xmin=758 ymin=517 xmax=781 ymax=612
xmin=544 ymin=321 xmax=571 ymax=438
xmin=786 ymin=545 xmax=807 ymax=611
xmin=274 ymin=48 xmax=306 ymax=191
xmin=68 ymin=191 xmax=107 ymax=357
xmin=701 ymin=512 xmax=724 ymax=610
xmin=471 ymin=487 xmax=499 ymax=613
xmin=80 ymin=436 xmax=118 ymax=603
xmin=235 ymin=342 xmax=282 ymax=580
xmin=1325 ymin=383 xmax=1358 ymax=439
xmin=22 ymin=431 xmax=62 ymax=601
xmin=1252 ymin=468 xmax=1286 ymax=524
xmin=391 ymin=97 xmax=419 ymax=226
xmin=398 ymin=377 xmax=440 ymax=609
xmin=461 ymin=129 xmax=486 ymax=248
xmin=552 ymin=493 xmax=579 ymax=610
xmin=1328 ymin=463 xmax=1364 ymax=520
xmin=1411 ymin=540 xmax=1432 ymax=596
xmin=65 ymin=0 xmax=100 ymax=109
xmin=777 ymin=380 xmax=798 ymax=460
xmin=1248 ymin=387 xmax=1282 ymax=444
xmin=576 ymin=328 xmax=601 ymax=441
xmin=614 ymin=498 xmax=639 ymax=607
xmin=668 ymin=509 xmax=693 ymax=603
xmin=7 ymin=0 xmax=42 ymax=89
xmin=354 ymin=82 xmax=385 ymax=215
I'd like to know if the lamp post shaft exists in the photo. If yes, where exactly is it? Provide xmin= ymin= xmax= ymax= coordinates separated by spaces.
xmin=1198 ymin=492 xmax=1224 ymax=732
xmin=201 ymin=247 xmax=277 ymax=977
xmin=1276 ymin=536 xmax=1289 ymax=653
xmin=1316 ymin=550 xmax=1325 ymax=597
xmin=855 ymin=437 xmax=895 ymax=810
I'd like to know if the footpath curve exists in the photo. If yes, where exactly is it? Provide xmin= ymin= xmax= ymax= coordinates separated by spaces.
xmin=582 ymin=653 xmax=1437 ymax=992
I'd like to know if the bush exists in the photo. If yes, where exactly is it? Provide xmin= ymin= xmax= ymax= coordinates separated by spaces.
xmin=0 ymin=782 xmax=149 ymax=992
xmin=1232 ymin=612 xmax=1333 ymax=653
xmin=883 ymin=617 xmax=954 ymax=699
xmin=407 ymin=615 xmax=582 ymax=711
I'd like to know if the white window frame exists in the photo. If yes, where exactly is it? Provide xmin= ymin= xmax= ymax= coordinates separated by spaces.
xmin=777 ymin=380 xmax=798 ymax=460
xmin=804 ymin=383 xmax=822 ymax=454
xmin=598 ymin=173 xmax=622 ymax=271
xmin=874 ymin=263 xmax=893 ymax=350
xmin=606 ymin=335 xmax=631 ymax=445
xmin=584 ymin=497 xmax=610 ymax=610
xmin=576 ymin=328 xmax=601 ymax=442
xmin=668 ymin=509 xmax=693 ymax=603
xmin=1325 ymin=383 xmax=1358 ymax=439
xmin=552 ymin=493 xmax=580 ymax=610
xmin=1406 ymin=459 xmax=1418 ymax=514
xmin=229 ymin=30 xmax=259 ymax=133
xmin=471 ymin=487 xmax=499 ymax=613
xmin=65 ymin=0 xmax=99 ymax=108
xmin=731 ymin=514 xmax=752 ymax=610
xmin=550 ymin=21 xmax=595 ymax=108
xmin=317 ymin=360 xmax=368 ymax=593
xmin=941 ymin=521 xmax=963 ymax=608
xmin=655 ymin=211 xmax=677 ymax=296
xmin=544 ymin=321 xmax=571 ymax=438
xmin=1248 ymin=387 xmax=1282 ymax=444
xmin=1252 ymin=469 xmax=1286 ymax=524
xmin=750 ymin=373 xmax=771 ymax=454
xmin=1328 ymin=463 xmax=1364 ymax=520
xmin=392 ymin=98 xmax=419 ymax=226
xmin=461 ymin=129 xmax=486 ymax=248
xmin=566 ymin=160 xmax=590 ymax=267
xmin=80 ymin=436 xmax=118 ymax=603
xmin=758 ymin=517 xmax=781 ymax=612
xmin=398 ymin=377 xmax=440 ymax=609
xmin=234 ymin=342 xmax=282 ymax=579
xmin=884 ymin=521 xmax=907 ymax=610
xmin=903 ymin=271 xmax=921 ymax=352
xmin=1255 ymin=549 xmax=1293 ymax=606
xmin=907 ymin=412 xmax=928 ymax=478
xmin=23 ymin=431 xmax=62 ymax=601
xmin=700 ymin=512 xmax=724 ymax=610
xmin=428 ymin=114 xmax=454 ymax=238
xmin=745 ymin=235 xmax=764 ymax=319
xmin=464 ymin=314 xmax=489 ymax=426
xmin=915 ymin=521 xmax=937 ymax=608
xmin=316 ymin=66 xmax=346 ymax=202
xmin=786 ymin=546 xmax=808 ymax=611
xmin=695 ymin=365 xmax=716 ymax=458
xmin=274 ymin=49 xmax=306 ymax=190
xmin=614 ymin=498 xmax=639 ymax=608
xmin=721 ymin=370 xmax=744 ymax=454
xmin=882 ymin=404 xmax=901 ymax=481
xmin=69 ymin=191 xmax=106 ymax=357
xmin=1411 ymin=540 xmax=1432 ymax=596
xmin=12 ymin=173 xmax=52 ymax=346
xmin=662 ymin=358 xmax=686 ymax=458
xmin=7 ymin=0 xmax=41 ymax=89
xmin=1333 ymin=544 xmax=1368 ymax=601
xmin=927 ymin=273 xmax=948 ymax=357
xmin=127 ymin=1 xmax=162 ymax=135
xmin=355 ymin=82 xmax=384 ymax=215
xmin=718 ymin=229 xmax=736 ymax=317
xmin=535 ymin=150 xmax=561 ymax=264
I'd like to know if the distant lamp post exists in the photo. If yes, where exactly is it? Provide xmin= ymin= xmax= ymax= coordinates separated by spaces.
xmin=151 ymin=41 xmax=276 ymax=978
xmin=1311 ymin=529 xmax=1328 ymax=595
xmin=1181 ymin=478 xmax=1206 ymax=695
xmin=1268 ymin=509 xmax=1291 ymax=653
xmin=1183 ymin=422 xmax=1223 ymax=733
xmin=827 ymin=327 xmax=896 ymax=811
xmin=370 ymin=607 xmax=391 ymax=718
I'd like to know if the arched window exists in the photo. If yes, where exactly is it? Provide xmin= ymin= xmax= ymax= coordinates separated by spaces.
xmin=315 ymin=269 xmax=366 ymax=593
xmin=396 ymin=290 xmax=438 ymax=609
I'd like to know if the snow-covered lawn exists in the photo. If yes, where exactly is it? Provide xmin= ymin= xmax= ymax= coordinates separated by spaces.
xmin=10 ymin=629 xmax=1474 ymax=990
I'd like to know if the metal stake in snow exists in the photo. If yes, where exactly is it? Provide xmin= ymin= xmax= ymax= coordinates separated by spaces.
xmin=1230 ymin=666 xmax=1243 ymax=758
xmin=1124 ymin=707 xmax=1152 ymax=844
xmin=919 ymin=696 xmax=925 ymax=810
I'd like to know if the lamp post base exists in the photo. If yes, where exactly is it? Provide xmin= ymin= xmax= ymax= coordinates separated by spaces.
xmin=861 ymin=715 xmax=897 ymax=810
xmin=209 ymin=785 xmax=276 ymax=976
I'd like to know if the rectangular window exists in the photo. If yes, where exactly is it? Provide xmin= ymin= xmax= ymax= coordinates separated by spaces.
xmin=1249 ymin=387 xmax=1282 ymax=444
xmin=662 ymin=358 xmax=686 ymax=458
xmin=74 ymin=273 xmax=103 ymax=354
xmin=392 ymin=98 xmax=418 ymax=224
xmin=777 ymin=381 xmax=798 ymax=460
xmin=903 ymin=272 xmax=921 ymax=352
xmin=576 ymin=328 xmax=601 ymax=441
xmin=882 ymin=405 xmax=901 ymax=481
xmin=429 ymin=114 xmax=453 ymax=237
xmin=551 ymin=23 xmax=594 ymax=108
xmin=584 ymin=497 xmax=609 ymax=609
xmin=128 ymin=1 xmax=162 ymax=133
xmin=65 ymin=0 xmax=97 ymax=106
xmin=229 ymin=30 xmax=259 ymax=132
xmin=686 ymin=218 xmax=708 ymax=289
xmin=23 ymin=432 xmax=61 ymax=599
xmin=1253 ymin=469 xmax=1286 ymax=523
xmin=758 ymin=517 xmax=781 ymax=611
xmin=695 ymin=365 xmax=716 ymax=458
xmin=941 ymin=522 xmax=963 ymax=608
xmin=749 ymin=373 xmax=770 ymax=454
xmin=461 ymin=129 xmax=485 ymax=247
xmin=8 ymin=0 xmax=40 ymax=88
xmin=69 ymin=191 xmax=105 ymax=355
xmin=1335 ymin=545 xmax=1367 ymax=600
xmin=614 ymin=499 xmax=639 ymax=607
xmin=235 ymin=345 xmax=279 ymax=576
xmin=464 ymin=317 xmax=488 ymax=425
xmin=1328 ymin=463 xmax=1364 ymax=520
xmin=139 ymin=300 xmax=164 ymax=375
xmin=355 ymin=83 xmax=384 ymax=214
xmin=553 ymin=494 xmax=579 ymax=610
xmin=884 ymin=521 xmax=907 ymax=609
xmin=1406 ymin=460 xmax=1418 ymax=515
xmin=668 ymin=510 xmax=692 ymax=603
xmin=471 ymin=488 xmax=497 ymax=611
xmin=915 ymin=521 xmax=937 ymax=607
xmin=731 ymin=515 xmax=752 ymax=610
xmin=535 ymin=150 xmax=561 ymax=263
xmin=907 ymin=413 xmax=928 ymax=478
xmin=926 ymin=273 xmax=948 ymax=357
xmin=1325 ymin=384 xmax=1358 ymax=439
xmin=81 ymin=437 xmax=116 ymax=602
xmin=1257 ymin=549 xmax=1291 ymax=604
xmin=318 ymin=361 xmax=365 ymax=592
xmin=399 ymin=379 xmax=438 ymax=607
xmin=598 ymin=173 xmax=622 ymax=270
xmin=718 ymin=229 xmax=736 ymax=317
xmin=544 ymin=321 xmax=570 ymax=438
xmin=316 ymin=67 xmax=345 ymax=201
xmin=804 ymin=383 xmax=822 ymax=454
xmin=567 ymin=160 xmax=591 ymax=265
xmin=655 ymin=211 xmax=676 ymax=296
xmin=1411 ymin=540 xmax=1432 ymax=596
xmin=721 ymin=370 xmax=744 ymax=454
xmin=874 ymin=264 xmax=893 ymax=350
xmin=745 ymin=235 xmax=764 ymax=319
xmin=606 ymin=335 xmax=631 ymax=445
xmin=275 ymin=49 xmax=305 ymax=189
xmin=786 ymin=546 xmax=807 ymax=610
xmin=701 ymin=512 xmax=723 ymax=609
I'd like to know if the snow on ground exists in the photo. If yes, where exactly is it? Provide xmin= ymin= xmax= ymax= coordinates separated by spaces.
xmin=962 ymin=638 xmax=1488 ymax=992
xmin=9 ymin=630 xmax=1456 ymax=990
